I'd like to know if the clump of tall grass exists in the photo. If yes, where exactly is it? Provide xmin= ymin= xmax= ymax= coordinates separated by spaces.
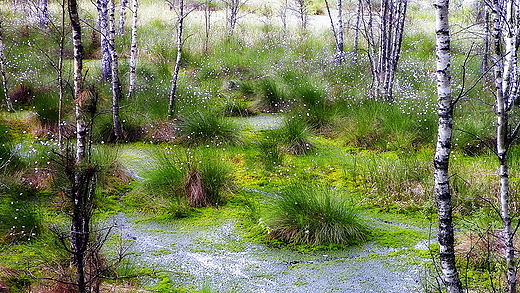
xmin=265 ymin=184 xmax=368 ymax=246
xmin=221 ymin=97 xmax=255 ymax=117
xmin=257 ymin=77 xmax=286 ymax=112
xmin=294 ymin=85 xmax=333 ymax=128
xmin=143 ymin=151 xmax=234 ymax=213
xmin=281 ymin=70 xmax=334 ymax=128
xmin=179 ymin=110 xmax=241 ymax=146
xmin=258 ymin=136 xmax=284 ymax=171
xmin=272 ymin=115 xmax=314 ymax=155
xmin=31 ymin=88 xmax=60 ymax=126
xmin=343 ymin=153 xmax=432 ymax=211
xmin=340 ymin=99 xmax=436 ymax=150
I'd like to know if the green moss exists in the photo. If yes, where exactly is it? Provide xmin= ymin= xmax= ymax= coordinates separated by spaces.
xmin=370 ymin=227 xmax=428 ymax=248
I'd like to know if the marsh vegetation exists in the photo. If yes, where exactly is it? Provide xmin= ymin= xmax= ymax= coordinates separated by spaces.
xmin=0 ymin=0 xmax=517 ymax=292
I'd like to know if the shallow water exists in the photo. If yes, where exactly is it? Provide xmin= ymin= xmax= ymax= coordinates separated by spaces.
xmin=111 ymin=213 xmax=430 ymax=293
xmin=235 ymin=114 xmax=284 ymax=131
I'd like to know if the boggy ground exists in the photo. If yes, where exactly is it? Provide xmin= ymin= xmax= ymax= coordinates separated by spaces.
xmin=109 ymin=212 xmax=432 ymax=293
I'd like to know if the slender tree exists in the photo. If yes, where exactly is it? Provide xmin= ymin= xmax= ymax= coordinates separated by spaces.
xmin=39 ymin=0 xmax=50 ymax=26
xmin=491 ymin=0 xmax=518 ymax=290
xmin=361 ymin=0 xmax=407 ymax=100
xmin=293 ymin=0 xmax=308 ymax=33
xmin=119 ymin=0 xmax=128 ymax=34
xmin=203 ymin=0 xmax=211 ymax=52
xmin=167 ymin=0 xmax=193 ymax=118
xmin=108 ymin=0 xmax=124 ymax=140
xmin=97 ymin=0 xmax=112 ymax=81
xmin=58 ymin=0 xmax=67 ymax=149
xmin=324 ymin=0 xmax=345 ymax=62
xmin=127 ymin=0 xmax=138 ymax=98
xmin=223 ymin=0 xmax=247 ymax=36
xmin=353 ymin=0 xmax=362 ymax=59
xmin=433 ymin=0 xmax=463 ymax=291
xmin=68 ymin=1 xmax=91 ymax=292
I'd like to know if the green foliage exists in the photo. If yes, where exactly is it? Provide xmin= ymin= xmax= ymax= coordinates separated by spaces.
xmin=179 ymin=110 xmax=241 ymax=146
xmin=265 ymin=184 xmax=368 ymax=246
xmin=144 ymin=152 xmax=185 ymax=199
xmin=197 ymin=157 xmax=234 ymax=206
xmin=294 ymin=84 xmax=333 ymax=128
xmin=0 ymin=120 xmax=22 ymax=171
xmin=221 ymin=97 xmax=254 ymax=117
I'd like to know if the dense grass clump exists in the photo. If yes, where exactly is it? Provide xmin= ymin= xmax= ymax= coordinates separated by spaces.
xmin=257 ymin=77 xmax=286 ymax=112
xmin=179 ymin=110 xmax=241 ymax=146
xmin=143 ymin=150 xmax=234 ymax=213
xmin=265 ymin=185 xmax=368 ymax=245
xmin=273 ymin=115 xmax=314 ymax=155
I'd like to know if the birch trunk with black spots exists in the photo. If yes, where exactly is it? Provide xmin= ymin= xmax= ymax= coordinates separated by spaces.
xmin=434 ymin=0 xmax=463 ymax=291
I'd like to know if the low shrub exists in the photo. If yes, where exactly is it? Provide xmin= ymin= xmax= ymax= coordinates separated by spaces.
xmin=265 ymin=184 xmax=368 ymax=245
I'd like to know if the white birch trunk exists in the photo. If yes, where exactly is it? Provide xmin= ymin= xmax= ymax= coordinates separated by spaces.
xmin=68 ymin=1 xmax=90 ymax=292
xmin=353 ymin=0 xmax=362 ymax=59
xmin=493 ymin=0 xmax=517 ymax=290
xmin=69 ymin=0 xmax=86 ymax=164
xmin=434 ymin=0 xmax=463 ymax=291
xmin=204 ymin=0 xmax=211 ymax=52
xmin=127 ymin=0 xmax=138 ymax=98
xmin=97 ymin=0 xmax=112 ymax=81
xmin=168 ymin=0 xmax=185 ymax=118
xmin=108 ymin=0 xmax=124 ymax=140
xmin=336 ymin=0 xmax=344 ymax=60
xmin=119 ymin=0 xmax=128 ymax=34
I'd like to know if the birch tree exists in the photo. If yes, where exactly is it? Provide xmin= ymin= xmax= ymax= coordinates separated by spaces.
xmin=203 ymin=0 xmax=212 ymax=52
xmin=127 ymin=0 xmax=138 ymax=98
xmin=433 ymin=0 xmax=463 ymax=291
xmin=324 ymin=0 xmax=345 ymax=62
xmin=58 ymin=0 xmax=67 ymax=148
xmin=119 ymin=0 xmax=128 ymax=34
xmin=108 ymin=0 xmax=124 ymax=140
xmin=96 ymin=0 xmax=112 ymax=81
xmin=491 ymin=0 xmax=519 ymax=290
xmin=167 ymin=0 xmax=193 ymax=118
xmin=223 ymin=0 xmax=247 ymax=36
xmin=361 ymin=0 xmax=407 ymax=100
xmin=68 ymin=0 xmax=92 ymax=291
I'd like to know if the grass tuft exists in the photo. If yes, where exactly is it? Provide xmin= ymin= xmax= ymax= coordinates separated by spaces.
xmin=265 ymin=184 xmax=368 ymax=246
xmin=179 ymin=110 xmax=241 ymax=146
